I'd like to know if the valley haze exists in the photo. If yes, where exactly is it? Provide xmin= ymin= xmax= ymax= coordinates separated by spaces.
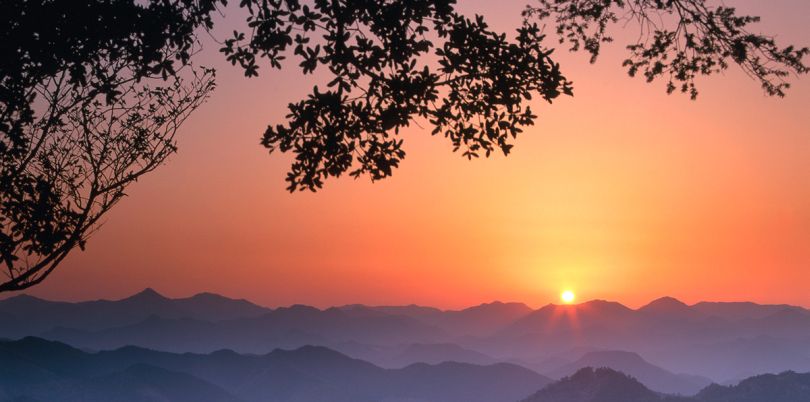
xmin=2 ymin=289 xmax=810 ymax=401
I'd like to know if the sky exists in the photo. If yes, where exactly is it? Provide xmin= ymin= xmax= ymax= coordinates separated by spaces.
xmin=14 ymin=0 xmax=810 ymax=309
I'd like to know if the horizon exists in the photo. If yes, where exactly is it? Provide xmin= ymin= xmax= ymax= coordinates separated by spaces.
xmin=5 ymin=286 xmax=809 ymax=311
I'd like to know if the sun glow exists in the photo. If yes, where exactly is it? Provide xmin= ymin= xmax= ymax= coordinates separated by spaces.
xmin=561 ymin=290 xmax=576 ymax=304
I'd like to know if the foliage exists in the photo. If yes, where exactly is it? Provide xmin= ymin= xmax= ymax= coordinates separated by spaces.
xmin=0 ymin=0 xmax=217 ymax=291
xmin=524 ymin=0 xmax=809 ymax=99
xmin=222 ymin=0 xmax=573 ymax=191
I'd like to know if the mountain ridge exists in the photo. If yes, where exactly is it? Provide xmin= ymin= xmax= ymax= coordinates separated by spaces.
xmin=0 ymin=337 xmax=551 ymax=402
xmin=546 ymin=350 xmax=712 ymax=395
xmin=4 ymin=290 xmax=810 ymax=383
xmin=523 ymin=367 xmax=810 ymax=402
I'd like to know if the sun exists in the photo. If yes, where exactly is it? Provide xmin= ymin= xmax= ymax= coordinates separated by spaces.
xmin=561 ymin=290 xmax=576 ymax=304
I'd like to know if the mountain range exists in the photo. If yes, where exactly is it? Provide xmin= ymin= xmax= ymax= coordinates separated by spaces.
xmin=2 ymin=337 xmax=809 ymax=402
xmin=0 ymin=289 xmax=269 ymax=338
xmin=2 ymin=290 xmax=810 ymax=385
xmin=0 ymin=337 xmax=550 ymax=402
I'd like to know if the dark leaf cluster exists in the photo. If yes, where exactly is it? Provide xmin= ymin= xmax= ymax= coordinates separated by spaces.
xmin=525 ymin=0 xmax=808 ymax=99
xmin=1 ymin=0 xmax=218 ymax=291
xmin=223 ymin=0 xmax=573 ymax=191
xmin=1 ymin=0 xmax=220 ymax=154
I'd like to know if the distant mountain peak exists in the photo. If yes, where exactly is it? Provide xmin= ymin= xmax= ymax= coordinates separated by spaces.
xmin=479 ymin=300 xmax=518 ymax=306
xmin=570 ymin=366 xmax=633 ymax=382
xmin=639 ymin=296 xmax=691 ymax=313
xmin=189 ymin=291 xmax=225 ymax=299
xmin=539 ymin=299 xmax=630 ymax=310
xmin=524 ymin=367 xmax=658 ymax=402
xmin=584 ymin=299 xmax=629 ymax=307
xmin=268 ymin=344 xmax=356 ymax=363
xmin=464 ymin=300 xmax=531 ymax=312
xmin=1 ymin=294 xmax=45 ymax=303
xmin=275 ymin=304 xmax=322 ymax=314
xmin=125 ymin=287 xmax=167 ymax=301
xmin=562 ymin=299 xmax=633 ymax=314
xmin=546 ymin=349 xmax=713 ymax=395
xmin=648 ymin=296 xmax=687 ymax=306
xmin=531 ymin=299 xmax=626 ymax=314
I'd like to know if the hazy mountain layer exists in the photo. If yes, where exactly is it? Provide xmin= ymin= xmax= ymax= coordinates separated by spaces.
xmin=523 ymin=367 xmax=810 ymax=402
xmin=3 ymin=290 xmax=810 ymax=383
xmin=0 ymin=337 xmax=551 ymax=402
xmin=546 ymin=350 xmax=711 ymax=395
xmin=0 ymin=289 xmax=269 ymax=338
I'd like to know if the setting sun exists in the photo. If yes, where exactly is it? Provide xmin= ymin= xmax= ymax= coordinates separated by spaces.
xmin=1 ymin=1 xmax=810 ymax=401
xmin=561 ymin=290 xmax=576 ymax=304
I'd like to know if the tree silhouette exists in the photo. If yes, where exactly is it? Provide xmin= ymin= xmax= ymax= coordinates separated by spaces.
xmin=0 ymin=0 xmax=806 ymax=292
xmin=221 ymin=1 xmax=573 ymax=191
xmin=224 ymin=0 xmax=806 ymax=192
xmin=524 ymin=0 xmax=808 ymax=99
xmin=0 ymin=0 xmax=217 ymax=291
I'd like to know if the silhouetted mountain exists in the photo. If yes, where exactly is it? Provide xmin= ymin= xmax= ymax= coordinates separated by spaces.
xmin=490 ymin=300 xmax=639 ymax=356
xmin=485 ymin=298 xmax=810 ymax=382
xmin=641 ymin=297 xmax=691 ymax=313
xmin=0 ymin=337 xmax=550 ymax=402
xmin=499 ymin=299 xmax=810 ymax=347
xmin=522 ymin=367 xmax=665 ymax=402
xmin=639 ymin=298 xmax=703 ymax=321
xmin=522 ymin=367 xmax=810 ymax=402
xmin=6 ymin=292 xmax=810 ymax=383
xmin=506 ymin=300 xmax=636 ymax=336
xmin=0 ymin=338 xmax=240 ymax=402
xmin=342 ymin=301 xmax=532 ymax=336
xmin=42 ymin=305 xmax=445 ymax=353
xmin=546 ymin=350 xmax=711 ymax=395
xmin=695 ymin=371 xmax=810 ymax=402
xmin=0 ymin=289 xmax=269 ymax=338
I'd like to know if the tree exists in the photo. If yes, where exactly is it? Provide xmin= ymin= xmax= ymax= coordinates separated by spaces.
xmin=0 ymin=0 xmax=217 ymax=291
xmin=222 ymin=0 xmax=806 ymax=192
xmin=221 ymin=0 xmax=573 ymax=191
xmin=0 ymin=0 xmax=806 ymax=292
xmin=523 ymin=0 xmax=809 ymax=99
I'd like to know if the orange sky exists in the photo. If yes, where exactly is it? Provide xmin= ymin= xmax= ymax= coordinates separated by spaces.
xmin=15 ymin=0 xmax=810 ymax=309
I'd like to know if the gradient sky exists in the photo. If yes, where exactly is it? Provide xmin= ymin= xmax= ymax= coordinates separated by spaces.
xmin=14 ymin=0 xmax=810 ymax=309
